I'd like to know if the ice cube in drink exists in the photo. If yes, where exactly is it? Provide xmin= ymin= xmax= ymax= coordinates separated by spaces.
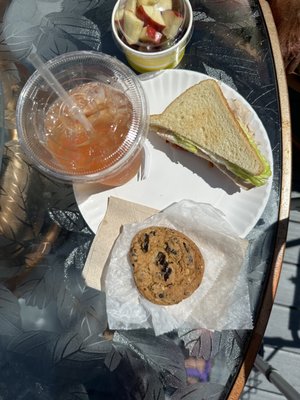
xmin=44 ymin=81 xmax=141 ymax=185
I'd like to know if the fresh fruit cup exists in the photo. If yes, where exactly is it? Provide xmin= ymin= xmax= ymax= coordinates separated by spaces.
xmin=112 ymin=0 xmax=193 ymax=73
xmin=16 ymin=51 xmax=149 ymax=186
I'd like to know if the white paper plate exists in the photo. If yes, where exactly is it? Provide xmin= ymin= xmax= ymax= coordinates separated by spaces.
xmin=73 ymin=70 xmax=273 ymax=238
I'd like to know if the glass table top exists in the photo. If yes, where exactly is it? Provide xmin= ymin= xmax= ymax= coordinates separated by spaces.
xmin=0 ymin=0 xmax=285 ymax=398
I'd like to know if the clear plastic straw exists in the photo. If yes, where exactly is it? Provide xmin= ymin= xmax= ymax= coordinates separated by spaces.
xmin=27 ymin=51 xmax=94 ymax=133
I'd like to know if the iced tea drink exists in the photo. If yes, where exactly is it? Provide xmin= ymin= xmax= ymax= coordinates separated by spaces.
xmin=44 ymin=81 xmax=140 ymax=185
xmin=16 ymin=51 xmax=149 ymax=185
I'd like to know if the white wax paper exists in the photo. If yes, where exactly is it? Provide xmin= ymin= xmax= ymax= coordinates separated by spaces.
xmin=104 ymin=200 xmax=252 ymax=335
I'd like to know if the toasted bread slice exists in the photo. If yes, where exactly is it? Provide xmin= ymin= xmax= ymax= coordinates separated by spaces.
xmin=150 ymin=79 xmax=270 ymax=189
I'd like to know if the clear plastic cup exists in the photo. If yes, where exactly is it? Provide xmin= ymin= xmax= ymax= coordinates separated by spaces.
xmin=16 ymin=51 xmax=149 ymax=186
xmin=112 ymin=0 xmax=193 ymax=73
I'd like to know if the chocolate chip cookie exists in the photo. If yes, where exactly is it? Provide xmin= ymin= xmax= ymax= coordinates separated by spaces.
xmin=129 ymin=226 xmax=205 ymax=305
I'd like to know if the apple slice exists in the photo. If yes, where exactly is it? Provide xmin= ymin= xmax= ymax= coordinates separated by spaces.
xmin=125 ymin=0 xmax=137 ymax=13
xmin=123 ymin=10 xmax=144 ymax=45
xmin=157 ymin=0 xmax=172 ymax=11
xmin=137 ymin=0 xmax=159 ymax=5
xmin=136 ymin=5 xmax=166 ymax=31
xmin=139 ymin=25 xmax=163 ymax=43
xmin=162 ymin=10 xmax=183 ymax=39
xmin=114 ymin=8 xmax=124 ymax=22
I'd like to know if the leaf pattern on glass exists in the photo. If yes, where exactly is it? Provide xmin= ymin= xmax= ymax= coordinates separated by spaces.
xmin=104 ymin=345 xmax=123 ymax=372
xmin=54 ymin=334 xmax=112 ymax=383
xmin=194 ymin=0 xmax=255 ymax=25
xmin=0 ymin=284 xmax=22 ymax=336
xmin=179 ymin=329 xmax=214 ymax=360
xmin=114 ymin=330 xmax=186 ymax=389
xmin=2 ymin=23 xmax=40 ymax=60
xmin=186 ymin=19 xmax=264 ymax=88
xmin=219 ymin=330 xmax=247 ymax=373
xmin=37 ymin=12 xmax=102 ymax=56
xmin=57 ymin=284 xmax=107 ymax=338
xmin=7 ymin=330 xmax=60 ymax=362
xmin=0 ymin=57 xmax=22 ymax=129
xmin=0 ymin=142 xmax=45 ymax=270
xmin=92 ymin=0 xmax=115 ymax=35
xmin=7 ymin=331 xmax=112 ymax=382
xmin=6 ymin=0 xmax=63 ymax=24
xmin=40 ymin=177 xmax=78 ymax=211
xmin=63 ymin=239 xmax=92 ymax=278
xmin=62 ymin=0 xmax=102 ymax=14
xmin=246 ymin=227 xmax=279 ymax=314
xmin=243 ymin=83 xmax=279 ymax=128
xmin=179 ymin=328 xmax=246 ymax=376
xmin=53 ymin=333 xmax=111 ymax=363
xmin=171 ymin=382 xmax=225 ymax=400
xmin=14 ymin=261 xmax=64 ymax=309
xmin=2 ymin=0 xmax=102 ymax=61
xmin=111 ymin=344 xmax=165 ymax=400
xmin=40 ymin=177 xmax=91 ymax=234
xmin=49 ymin=209 xmax=89 ymax=232
xmin=1 ymin=331 xmax=91 ymax=398
xmin=14 ymin=246 xmax=105 ymax=338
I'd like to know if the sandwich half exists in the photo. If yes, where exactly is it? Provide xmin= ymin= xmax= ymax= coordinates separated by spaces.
xmin=150 ymin=79 xmax=271 ymax=189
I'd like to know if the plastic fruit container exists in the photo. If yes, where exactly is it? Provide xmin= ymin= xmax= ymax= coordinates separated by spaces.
xmin=112 ymin=0 xmax=193 ymax=73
